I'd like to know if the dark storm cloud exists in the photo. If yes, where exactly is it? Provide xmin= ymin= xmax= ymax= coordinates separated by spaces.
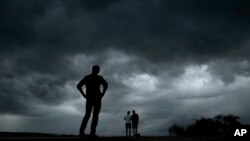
xmin=208 ymin=60 xmax=250 ymax=83
xmin=1 ymin=0 xmax=250 ymax=135
xmin=2 ymin=0 xmax=250 ymax=62
xmin=0 ymin=0 xmax=51 ymax=46
xmin=68 ymin=0 xmax=250 ymax=62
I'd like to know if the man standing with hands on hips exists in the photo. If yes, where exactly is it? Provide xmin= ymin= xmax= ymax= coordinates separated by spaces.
xmin=77 ymin=65 xmax=108 ymax=137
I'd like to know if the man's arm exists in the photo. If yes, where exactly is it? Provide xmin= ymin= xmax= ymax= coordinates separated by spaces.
xmin=137 ymin=114 xmax=139 ymax=123
xmin=101 ymin=77 xmax=108 ymax=98
xmin=77 ymin=77 xmax=87 ymax=99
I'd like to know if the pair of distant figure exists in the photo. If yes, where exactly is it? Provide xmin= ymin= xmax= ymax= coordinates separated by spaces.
xmin=124 ymin=110 xmax=139 ymax=136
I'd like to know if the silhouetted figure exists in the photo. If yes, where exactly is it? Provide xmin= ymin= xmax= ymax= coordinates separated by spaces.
xmin=124 ymin=111 xmax=132 ymax=136
xmin=132 ymin=110 xmax=139 ymax=136
xmin=77 ymin=65 xmax=108 ymax=137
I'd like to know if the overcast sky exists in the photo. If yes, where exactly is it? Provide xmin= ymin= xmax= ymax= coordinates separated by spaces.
xmin=1 ymin=0 xmax=250 ymax=136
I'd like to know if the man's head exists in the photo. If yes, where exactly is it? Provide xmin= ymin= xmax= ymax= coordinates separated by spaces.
xmin=127 ymin=111 xmax=130 ymax=115
xmin=132 ymin=110 xmax=135 ymax=114
xmin=92 ymin=65 xmax=100 ymax=75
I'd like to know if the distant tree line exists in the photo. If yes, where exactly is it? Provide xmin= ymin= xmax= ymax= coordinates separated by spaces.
xmin=168 ymin=114 xmax=242 ymax=137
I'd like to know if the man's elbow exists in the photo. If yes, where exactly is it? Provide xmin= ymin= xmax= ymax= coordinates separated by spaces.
xmin=77 ymin=84 xmax=82 ymax=90
xmin=105 ymin=81 xmax=108 ymax=88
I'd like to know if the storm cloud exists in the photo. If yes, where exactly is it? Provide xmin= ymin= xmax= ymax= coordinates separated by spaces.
xmin=1 ymin=0 xmax=250 ymax=136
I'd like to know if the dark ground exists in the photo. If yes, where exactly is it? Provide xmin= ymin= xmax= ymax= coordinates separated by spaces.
xmin=0 ymin=132 xmax=248 ymax=141
xmin=1 ymin=136 xmax=249 ymax=141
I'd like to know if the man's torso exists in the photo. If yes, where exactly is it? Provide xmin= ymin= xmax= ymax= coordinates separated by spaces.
xmin=124 ymin=115 xmax=132 ymax=124
xmin=84 ymin=74 xmax=103 ymax=99
xmin=132 ymin=114 xmax=139 ymax=123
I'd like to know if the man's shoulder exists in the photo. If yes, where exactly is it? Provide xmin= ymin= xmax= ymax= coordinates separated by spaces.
xmin=84 ymin=74 xmax=103 ymax=78
xmin=84 ymin=74 xmax=92 ymax=77
xmin=81 ymin=74 xmax=89 ymax=80
xmin=97 ymin=75 xmax=104 ymax=78
xmin=132 ymin=114 xmax=139 ymax=118
xmin=125 ymin=115 xmax=131 ymax=118
xmin=97 ymin=75 xmax=106 ymax=81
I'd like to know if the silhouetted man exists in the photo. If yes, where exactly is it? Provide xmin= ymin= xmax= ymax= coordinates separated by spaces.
xmin=77 ymin=65 xmax=108 ymax=137
xmin=132 ymin=110 xmax=139 ymax=136
xmin=124 ymin=111 xmax=132 ymax=136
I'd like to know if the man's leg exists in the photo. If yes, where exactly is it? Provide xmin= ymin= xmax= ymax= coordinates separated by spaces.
xmin=80 ymin=100 xmax=92 ymax=135
xmin=129 ymin=126 xmax=131 ymax=136
xmin=135 ymin=123 xmax=138 ymax=134
xmin=90 ymin=101 xmax=101 ymax=135
xmin=126 ymin=125 xmax=128 ymax=136
xmin=132 ymin=124 xmax=135 ymax=135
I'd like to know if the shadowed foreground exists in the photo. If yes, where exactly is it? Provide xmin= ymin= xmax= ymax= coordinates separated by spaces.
xmin=1 ymin=136 xmax=249 ymax=141
xmin=1 ymin=132 xmax=249 ymax=141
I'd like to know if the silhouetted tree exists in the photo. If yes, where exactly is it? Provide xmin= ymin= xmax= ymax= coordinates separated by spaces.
xmin=186 ymin=118 xmax=221 ymax=137
xmin=168 ymin=124 xmax=185 ymax=136
xmin=168 ymin=114 xmax=242 ymax=137
xmin=222 ymin=114 xmax=241 ymax=136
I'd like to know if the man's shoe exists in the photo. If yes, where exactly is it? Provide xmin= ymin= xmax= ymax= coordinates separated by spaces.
xmin=90 ymin=133 xmax=98 ymax=138
xmin=79 ymin=132 xmax=87 ymax=137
